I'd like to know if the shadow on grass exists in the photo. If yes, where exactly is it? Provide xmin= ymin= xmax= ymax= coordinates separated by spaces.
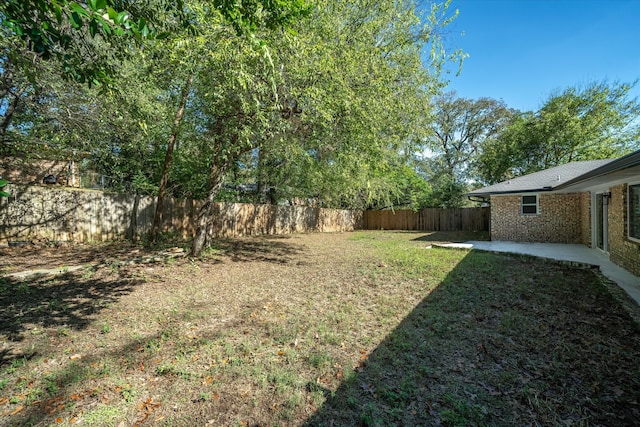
xmin=411 ymin=230 xmax=490 ymax=244
xmin=304 ymin=250 xmax=640 ymax=426
xmin=1 ymin=292 xmax=307 ymax=426
xmin=212 ymin=235 xmax=304 ymax=264
xmin=0 ymin=272 xmax=140 ymax=356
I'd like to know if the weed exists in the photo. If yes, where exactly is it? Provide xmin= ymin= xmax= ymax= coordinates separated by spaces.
xmin=308 ymin=351 xmax=332 ymax=369
xmin=0 ymin=379 xmax=8 ymax=390
xmin=97 ymin=362 xmax=113 ymax=377
xmin=105 ymin=259 xmax=121 ymax=273
xmin=5 ymin=356 xmax=27 ymax=374
xmin=441 ymin=394 xmax=487 ymax=426
xmin=16 ymin=282 xmax=31 ymax=294
xmin=44 ymin=375 xmax=60 ymax=395
xmin=82 ymin=267 xmax=96 ymax=279
xmin=200 ymin=245 xmax=223 ymax=259
xmin=156 ymin=364 xmax=191 ymax=379
xmin=146 ymin=337 xmax=161 ymax=353
xmin=117 ymin=383 xmax=137 ymax=403
xmin=83 ymin=404 xmax=125 ymax=426
xmin=25 ymin=386 xmax=42 ymax=404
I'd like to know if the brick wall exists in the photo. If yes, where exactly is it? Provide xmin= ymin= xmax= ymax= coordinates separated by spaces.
xmin=0 ymin=156 xmax=79 ymax=186
xmin=608 ymin=184 xmax=640 ymax=276
xmin=579 ymin=191 xmax=592 ymax=246
xmin=490 ymin=193 xmax=587 ymax=243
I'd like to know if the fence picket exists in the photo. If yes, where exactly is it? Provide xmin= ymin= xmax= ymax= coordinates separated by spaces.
xmin=363 ymin=207 xmax=489 ymax=232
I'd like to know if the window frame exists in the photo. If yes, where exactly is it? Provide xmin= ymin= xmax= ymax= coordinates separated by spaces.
xmin=521 ymin=193 xmax=539 ymax=216
xmin=628 ymin=182 xmax=640 ymax=243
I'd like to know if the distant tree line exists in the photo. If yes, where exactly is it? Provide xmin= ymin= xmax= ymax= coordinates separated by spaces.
xmin=425 ymin=81 xmax=640 ymax=207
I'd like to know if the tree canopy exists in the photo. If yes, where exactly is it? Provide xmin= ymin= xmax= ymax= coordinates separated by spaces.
xmin=425 ymin=92 xmax=514 ymax=207
xmin=1 ymin=0 xmax=466 ymax=255
xmin=477 ymin=81 xmax=640 ymax=185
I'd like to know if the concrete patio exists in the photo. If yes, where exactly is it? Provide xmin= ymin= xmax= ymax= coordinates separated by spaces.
xmin=442 ymin=241 xmax=640 ymax=307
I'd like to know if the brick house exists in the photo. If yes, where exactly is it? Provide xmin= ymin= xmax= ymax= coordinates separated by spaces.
xmin=468 ymin=150 xmax=640 ymax=276
xmin=0 ymin=156 xmax=81 ymax=187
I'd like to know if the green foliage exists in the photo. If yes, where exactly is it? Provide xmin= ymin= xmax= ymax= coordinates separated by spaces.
xmin=1 ymin=0 xmax=466 ymax=239
xmin=1 ymin=0 xmax=310 ymax=85
xmin=0 ymin=180 xmax=9 ymax=198
xmin=241 ymin=0 xmax=464 ymax=210
xmin=423 ymin=92 xmax=514 ymax=207
xmin=477 ymin=80 xmax=640 ymax=184
xmin=1 ymin=0 xmax=160 ymax=85
xmin=214 ymin=0 xmax=312 ymax=33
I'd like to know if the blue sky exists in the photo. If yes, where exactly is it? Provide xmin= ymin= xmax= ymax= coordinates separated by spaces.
xmin=439 ymin=0 xmax=640 ymax=112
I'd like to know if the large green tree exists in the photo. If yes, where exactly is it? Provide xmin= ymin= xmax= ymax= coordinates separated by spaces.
xmin=425 ymin=92 xmax=514 ymax=207
xmin=478 ymin=81 xmax=640 ymax=185
xmin=245 ymin=0 xmax=464 ymax=211
xmin=2 ymin=0 xmax=464 ymax=255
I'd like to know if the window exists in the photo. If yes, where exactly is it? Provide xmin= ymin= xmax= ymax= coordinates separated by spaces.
xmin=521 ymin=194 xmax=538 ymax=215
xmin=629 ymin=184 xmax=640 ymax=242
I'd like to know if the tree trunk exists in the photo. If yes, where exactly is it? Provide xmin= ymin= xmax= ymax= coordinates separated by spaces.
xmin=0 ymin=87 xmax=25 ymax=146
xmin=191 ymin=162 xmax=226 ymax=257
xmin=150 ymin=73 xmax=194 ymax=244
xmin=127 ymin=192 xmax=141 ymax=241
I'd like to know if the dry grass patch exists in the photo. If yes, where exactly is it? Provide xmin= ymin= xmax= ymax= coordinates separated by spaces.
xmin=0 ymin=231 xmax=638 ymax=426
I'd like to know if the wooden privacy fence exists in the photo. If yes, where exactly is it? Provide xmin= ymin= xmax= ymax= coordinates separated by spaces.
xmin=0 ymin=185 xmax=488 ymax=244
xmin=0 ymin=185 xmax=362 ymax=243
xmin=363 ymin=207 xmax=490 ymax=232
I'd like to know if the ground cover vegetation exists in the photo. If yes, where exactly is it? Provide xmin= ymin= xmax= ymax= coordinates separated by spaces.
xmin=0 ymin=231 xmax=639 ymax=426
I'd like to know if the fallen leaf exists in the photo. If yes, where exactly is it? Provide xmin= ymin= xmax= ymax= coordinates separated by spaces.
xmin=0 ymin=397 xmax=7 ymax=405
xmin=56 ymin=417 xmax=63 ymax=423
xmin=10 ymin=405 xmax=24 ymax=416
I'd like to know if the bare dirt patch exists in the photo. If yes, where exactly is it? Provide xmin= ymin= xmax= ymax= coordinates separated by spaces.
xmin=0 ymin=231 xmax=638 ymax=426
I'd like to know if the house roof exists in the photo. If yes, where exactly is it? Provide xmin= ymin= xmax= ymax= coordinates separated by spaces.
xmin=554 ymin=149 xmax=640 ymax=190
xmin=467 ymin=159 xmax=617 ymax=197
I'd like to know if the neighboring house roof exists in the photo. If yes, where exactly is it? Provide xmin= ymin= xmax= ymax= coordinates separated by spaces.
xmin=467 ymin=159 xmax=617 ymax=197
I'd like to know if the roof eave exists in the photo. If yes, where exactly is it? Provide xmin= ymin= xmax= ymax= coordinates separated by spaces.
xmin=466 ymin=187 xmax=555 ymax=197
xmin=555 ymin=151 xmax=640 ymax=190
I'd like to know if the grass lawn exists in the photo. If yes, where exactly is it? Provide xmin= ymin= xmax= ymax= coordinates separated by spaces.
xmin=0 ymin=231 xmax=639 ymax=426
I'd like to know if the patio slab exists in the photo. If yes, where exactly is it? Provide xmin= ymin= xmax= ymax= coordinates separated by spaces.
xmin=460 ymin=241 xmax=640 ymax=307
